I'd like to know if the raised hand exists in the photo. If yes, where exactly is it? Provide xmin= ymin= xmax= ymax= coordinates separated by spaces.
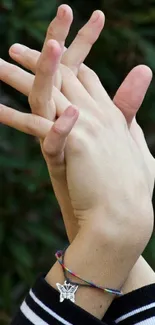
xmin=24 ymin=39 xmax=154 ymax=307
xmin=0 ymin=6 xmax=154 ymax=243
xmin=0 ymin=5 xmax=106 ymax=239
xmin=0 ymin=34 xmax=154 ymax=224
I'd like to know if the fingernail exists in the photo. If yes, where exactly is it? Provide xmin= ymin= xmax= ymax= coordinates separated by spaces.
xmin=57 ymin=6 xmax=66 ymax=19
xmin=65 ymin=106 xmax=77 ymax=117
xmin=90 ymin=11 xmax=100 ymax=23
xmin=10 ymin=43 xmax=26 ymax=55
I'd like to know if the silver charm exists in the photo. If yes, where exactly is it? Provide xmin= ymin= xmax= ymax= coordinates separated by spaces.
xmin=56 ymin=281 xmax=78 ymax=303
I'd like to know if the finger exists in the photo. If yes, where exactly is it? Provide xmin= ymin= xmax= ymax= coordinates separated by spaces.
xmin=0 ymin=58 xmax=71 ymax=116
xmin=9 ymin=5 xmax=73 ymax=73
xmin=78 ymin=64 xmax=110 ymax=105
xmin=43 ymin=105 xmax=79 ymax=166
xmin=60 ymin=65 xmax=94 ymax=108
xmin=29 ymin=40 xmax=62 ymax=120
xmin=0 ymin=104 xmax=52 ymax=138
xmin=43 ymin=5 xmax=73 ymax=50
xmin=53 ymin=86 xmax=71 ymax=116
xmin=9 ymin=44 xmax=40 ymax=74
xmin=62 ymin=10 xmax=105 ymax=75
xmin=0 ymin=58 xmax=33 ymax=96
xmin=113 ymin=65 xmax=153 ymax=126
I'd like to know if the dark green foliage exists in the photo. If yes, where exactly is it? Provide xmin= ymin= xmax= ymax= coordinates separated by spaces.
xmin=0 ymin=0 xmax=155 ymax=323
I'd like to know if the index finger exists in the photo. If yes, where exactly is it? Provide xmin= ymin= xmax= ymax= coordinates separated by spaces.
xmin=29 ymin=40 xmax=62 ymax=120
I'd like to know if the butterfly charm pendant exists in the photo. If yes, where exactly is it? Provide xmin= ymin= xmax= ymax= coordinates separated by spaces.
xmin=56 ymin=281 xmax=78 ymax=303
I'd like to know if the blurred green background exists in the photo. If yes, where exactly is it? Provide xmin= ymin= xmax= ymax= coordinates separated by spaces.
xmin=0 ymin=0 xmax=155 ymax=323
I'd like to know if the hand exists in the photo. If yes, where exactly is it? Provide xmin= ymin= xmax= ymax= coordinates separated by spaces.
xmin=36 ymin=46 xmax=154 ymax=318
xmin=0 ymin=7 xmax=154 ymax=313
xmin=0 ymin=6 xmax=154 ymax=241
xmin=0 ymin=5 xmax=105 ymax=240
xmin=0 ymin=34 xmax=153 ymax=244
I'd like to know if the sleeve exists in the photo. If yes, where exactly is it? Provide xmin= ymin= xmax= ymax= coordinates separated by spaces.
xmin=10 ymin=275 xmax=108 ymax=325
xmin=103 ymin=283 xmax=155 ymax=325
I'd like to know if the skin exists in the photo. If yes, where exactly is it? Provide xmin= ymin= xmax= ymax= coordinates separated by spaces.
xmin=0 ymin=5 xmax=154 ymax=316
xmin=0 ymin=5 xmax=154 ymax=240
xmin=23 ymin=39 xmax=154 ymax=320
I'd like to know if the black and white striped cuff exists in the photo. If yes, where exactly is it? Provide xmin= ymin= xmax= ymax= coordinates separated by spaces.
xmin=11 ymin=275 xmax=106 ymax=325
xmin=103 ymin=283 xmax=155 ymax=325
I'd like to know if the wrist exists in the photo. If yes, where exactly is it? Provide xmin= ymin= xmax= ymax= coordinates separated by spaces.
xmin=84 ymin=200 xmax=153 ymax=256
xmin=46 ymin=225 xmax=141 ymax=319
xmin=122 ymin=256 xmax=155 ymax=294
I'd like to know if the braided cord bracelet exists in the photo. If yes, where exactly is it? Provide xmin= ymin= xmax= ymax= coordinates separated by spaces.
xmin=55 ymin=249 xmax=123 ymax=303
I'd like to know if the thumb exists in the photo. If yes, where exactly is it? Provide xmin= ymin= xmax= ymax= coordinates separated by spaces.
xmin=113 ymin=65 xmax=152 ymax=126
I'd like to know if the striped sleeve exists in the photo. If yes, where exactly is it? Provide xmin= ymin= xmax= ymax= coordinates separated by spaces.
xmin=103 ymin=283 xmax=155 ymax=325
xmin=11 ymin=276 xmax=107 ymax=325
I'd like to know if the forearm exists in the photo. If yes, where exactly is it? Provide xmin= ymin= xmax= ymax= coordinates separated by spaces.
xmin=11 ymin=255 xmax=155 ymax=325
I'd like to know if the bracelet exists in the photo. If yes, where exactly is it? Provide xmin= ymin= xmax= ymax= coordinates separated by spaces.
xmin=55 ymin=249 xmax=123 ymax=303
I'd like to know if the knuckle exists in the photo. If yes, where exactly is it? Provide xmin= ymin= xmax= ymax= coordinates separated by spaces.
xmin=47 ymin=19 xmax=70 ymax=41
xmin=67 ymin=129 xmax=87 ymax=153
xmin=43 ymin=139 xmax=59 ymax=158
xmin=25 ymin=114 xmax=41 ymax=135
xmin=60 ymin=64 xmax=75 ymax=80
xmin=25 ymin=117 xmax=34 ymax=134
xmin=61 ymin=64 xmax=73 ymax=76
xmin=80 ymin=66 xmax=99 ymax=81
xmin=47 ymin=22 xmax=54 ymax=37
xmin=83 ymin=115 xmax=99 ymax=137
xmin=28 ymin=93 xmax=44 ymax=111
xmin=77 ymin=29 xmax=85 ymax=41
xmin=47 ymin=21 xmax=57 ymax=39
xmin=52 ymin=124 xmax=66 ymax=136
xmin=77 ymin=29 xmax=94 ymax=46
xmin=36 ymin=62 xmax=47 ymax=76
